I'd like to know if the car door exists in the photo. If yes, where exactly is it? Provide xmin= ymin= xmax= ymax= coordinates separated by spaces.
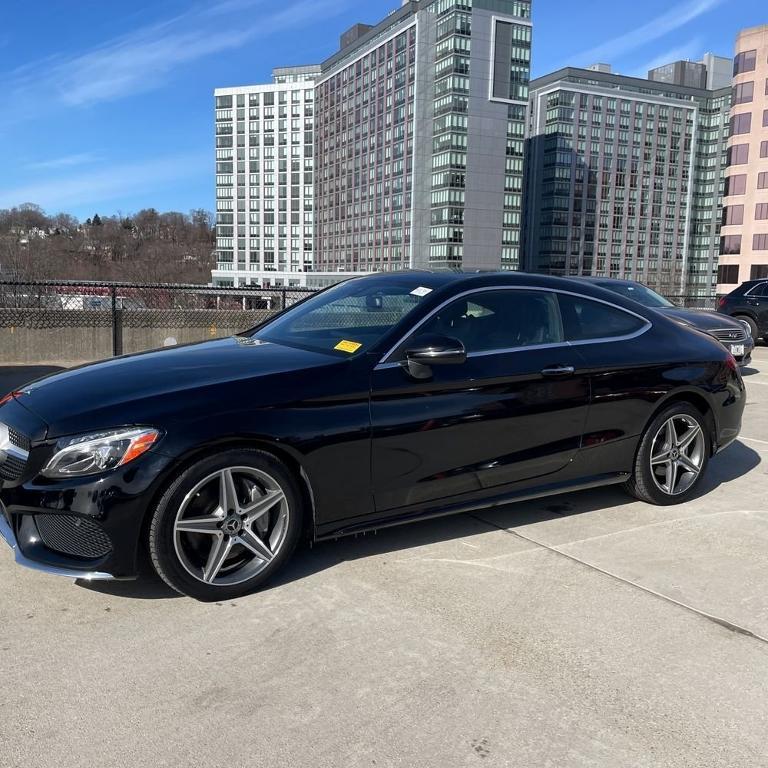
xmin=746 ymin=282 xmax=768 ymax=334
xmin=555 ymin=290 xmax=655 ymax=469
xmin=369 ymin=288 xmax=590 ymax=513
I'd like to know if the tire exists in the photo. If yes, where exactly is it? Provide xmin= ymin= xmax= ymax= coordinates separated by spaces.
xmin=735 ymin=315 xmax=759 ymax=343
xmin=624 ymin=403 xmax=710 ymax=506
xmin=148 ymin=449 xmax=304 ymax=600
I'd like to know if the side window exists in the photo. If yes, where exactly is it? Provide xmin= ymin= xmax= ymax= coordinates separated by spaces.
xmin=750 ymin=282 xmax=768 ymax=297
xmin=558 ymin=294 xmax=647 ymax=342
xmin=416 ymin=290 xmax=563 ymax=353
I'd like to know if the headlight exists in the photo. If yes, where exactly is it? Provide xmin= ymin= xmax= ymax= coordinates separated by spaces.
xmin=42 ymin=427 xmax=161 ymax=478
xmin=736 ymin=319 xmax=753 ymax=338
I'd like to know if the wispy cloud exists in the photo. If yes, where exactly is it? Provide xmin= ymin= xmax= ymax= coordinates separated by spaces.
xmin=2 ymin=0 xmax=348 ymax=114
xmin=565 ymin=0 xmax=724 ymax=68
xmin=26 ymin=152 xmax=101 ymax=171
xmin=0 ymin=152 xmax=208 ymax=211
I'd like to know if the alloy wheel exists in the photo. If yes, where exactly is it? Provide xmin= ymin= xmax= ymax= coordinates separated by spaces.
xmin=173 ymin=466 xmax=290 ymax=585
xmin=649 ymin=414 xmax=705 ymax=496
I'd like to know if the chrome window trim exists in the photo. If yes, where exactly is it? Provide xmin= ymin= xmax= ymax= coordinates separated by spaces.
xmin=375 ymin=285 xmax=652 ymax=369
xmin=745 ymin=282 xmax=768 ymax=297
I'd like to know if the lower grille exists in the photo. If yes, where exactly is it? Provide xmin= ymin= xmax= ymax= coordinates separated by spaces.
xmin=0 ymin=455 xmax=26 ymax=482
xmin=35 ymin=514 xmax=113 ymax=559
xmin=711 ymin=328 xmax=747 ymax=343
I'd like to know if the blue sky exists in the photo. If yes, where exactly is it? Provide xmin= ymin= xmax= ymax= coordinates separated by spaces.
xmin=0 ymin=0 xmax=765 ymax=221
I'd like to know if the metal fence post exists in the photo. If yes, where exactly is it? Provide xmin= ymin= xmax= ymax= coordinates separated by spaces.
xmin=111 ymin=286 xmax=123 ymax=357
xmin=281 ymin=289 xmax=287 ymax=311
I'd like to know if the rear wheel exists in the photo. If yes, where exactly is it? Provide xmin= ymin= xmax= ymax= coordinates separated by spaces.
xmin=624 ymin=403 xmax=710 ymax=506
xmin=148 ymin=449 xmax=303 ymax=600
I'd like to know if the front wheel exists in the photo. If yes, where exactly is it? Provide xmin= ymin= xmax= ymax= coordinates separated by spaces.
xmin=148 ymin=449 xmax=303 ymax=600
xmin=736 ymin=315 xmax=759 ymax=343
xmin=624 ymin=403 xmax=710 ymax=506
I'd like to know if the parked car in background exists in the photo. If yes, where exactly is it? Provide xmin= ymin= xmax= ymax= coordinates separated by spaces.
xmin=0 ymin=271 xmax=745 ymax=600
xmin=582 ymin=277 xmax=754 ymax=366
xmin=717 ymin=280 xmax=768 ymax=344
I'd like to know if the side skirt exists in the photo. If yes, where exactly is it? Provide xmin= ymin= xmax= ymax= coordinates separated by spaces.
xmin=314 ymin=472 xmax=629 ymax=541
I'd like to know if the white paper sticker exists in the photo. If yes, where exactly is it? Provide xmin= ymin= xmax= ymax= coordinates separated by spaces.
xmin=410 ymin=286 xmax=433 ymax=297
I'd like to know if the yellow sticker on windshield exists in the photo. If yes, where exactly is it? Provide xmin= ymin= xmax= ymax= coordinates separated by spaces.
xmin=335 ymin=339 xmax=362 ymax=354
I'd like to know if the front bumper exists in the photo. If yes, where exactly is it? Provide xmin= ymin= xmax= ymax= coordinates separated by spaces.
xmin=0 ymin=450 xmax=175 ymax=581
xmin=0 ymin=507 xmax=115 ymax=580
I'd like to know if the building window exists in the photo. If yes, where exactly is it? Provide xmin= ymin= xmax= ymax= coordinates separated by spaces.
xmin=727 ymin=144 xmax=749 ymax=165
xmin=733 ymin=50 xmax=757 ymax=76
xmin=754 ymin=234 xmax=768 ymax=251
xmin=490 ymin=19 xmax=531 ymax=101
xmin=722 ymin=205 xmax=744 ymax=226
xmin=718 ymin=264 xmax=739 ymax=284
xmin=751 ymin=265 xmax=768 ymax=280
xmin=756 ymin=203 xmax=768 ymax=221
xmin=764 ymin=109 xmax=768 ymax=128
xmin=725 ymin=174 xmax=747 ymax=195
xmin=759 ymin=172 xmax=768 ymax=190
xmin=730 ymin=113 xmax=752 ymax=135
xmin=732 ymin=81 xmax=754 ymax=104
xmin=720 ymin=235 xmax=742 ymax=255
xmin=762 ymin=141 xmax=768 ymax=159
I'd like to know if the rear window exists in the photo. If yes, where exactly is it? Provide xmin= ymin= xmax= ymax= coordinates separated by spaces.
xmin=558 ymin=294 xmax=647 ymax=342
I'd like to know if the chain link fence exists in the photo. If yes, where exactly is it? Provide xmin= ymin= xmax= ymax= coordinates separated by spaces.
xmin=0 ymin=280 xmax=315 ymax=364
xmin=0 ymin=279 xmax=721 ymax=365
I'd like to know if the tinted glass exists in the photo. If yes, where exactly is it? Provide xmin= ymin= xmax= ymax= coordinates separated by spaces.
xmin=718 ymin=265 xmax=739 ymax=284
xmin=734 ymin=50 xmax=757 ymax=75
xmin=730 ymin=113 xmax=752 ymax=135
xmin=416 ymin=290 xmax=563 ymax=353
xmin=723 ymin=205 xmax=744 ymax=226
xmin=254 ymin=277 xmax=438 ymax=355
xmin=558 ymin=294 xmax=646 ymax=341
xmin=595 ymin=282 xmax=674 ymax=308
xmin=725 ymin=174 xmax=747 ymax=195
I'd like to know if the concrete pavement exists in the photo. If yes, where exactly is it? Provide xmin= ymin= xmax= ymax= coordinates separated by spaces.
xmin=1 ymin=350 xmax=767 ymax=767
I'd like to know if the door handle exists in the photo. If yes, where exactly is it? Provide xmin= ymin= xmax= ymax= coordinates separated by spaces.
xmin=541 ymin=365 xmax=575 ymax=377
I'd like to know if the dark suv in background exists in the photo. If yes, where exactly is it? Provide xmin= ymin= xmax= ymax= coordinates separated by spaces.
xmin=718 ymin=280 xmax=768 ymax=343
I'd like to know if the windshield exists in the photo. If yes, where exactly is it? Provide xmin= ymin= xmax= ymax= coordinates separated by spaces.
xmin=252 ymin=276 xmax=440 ymax=356
xmin=597 ymin=281 xmax=674 ymax=309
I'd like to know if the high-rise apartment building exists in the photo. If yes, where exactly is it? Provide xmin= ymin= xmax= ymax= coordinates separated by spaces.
xmin=212 ymin=66 xmax=321 ymax=288
xmin=716 ymin=25 xmax=768 ymax=291
xmin=524 ymin=65 xmax=731 ymax=297
xmin=313 ymin=0 xmax=532 ymax=274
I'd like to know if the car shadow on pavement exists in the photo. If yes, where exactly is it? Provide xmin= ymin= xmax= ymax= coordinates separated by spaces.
xmin=77 ymin=440 xmax=761 ymax=601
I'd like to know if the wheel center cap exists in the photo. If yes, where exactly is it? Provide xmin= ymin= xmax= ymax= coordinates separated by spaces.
xmin=670 ymin=448 xmax=680 ymax=460
xmin=221 ymin=516 xmax=242 ymax=535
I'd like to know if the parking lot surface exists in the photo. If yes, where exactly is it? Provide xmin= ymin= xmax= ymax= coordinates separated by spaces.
xmin=2 ymin=350 xmax=768 ymax=767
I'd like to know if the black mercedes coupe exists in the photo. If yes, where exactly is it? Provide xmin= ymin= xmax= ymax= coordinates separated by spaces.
xmin=0 ymin=272 xmax=745 ymax=599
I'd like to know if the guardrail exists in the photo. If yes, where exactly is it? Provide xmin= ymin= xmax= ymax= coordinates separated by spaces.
xmin=0 ymin=280 xmax=315 ymax=362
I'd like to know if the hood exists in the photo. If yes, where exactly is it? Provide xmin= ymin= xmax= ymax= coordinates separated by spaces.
xmin=658 ymin=307 xmax=746 ymax=333
xmin=16 ymin=336 xmax=339 ymax=438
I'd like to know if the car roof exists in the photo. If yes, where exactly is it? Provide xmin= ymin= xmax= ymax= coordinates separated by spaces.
xmin=344 ymin=270 xmax=652 ymax=313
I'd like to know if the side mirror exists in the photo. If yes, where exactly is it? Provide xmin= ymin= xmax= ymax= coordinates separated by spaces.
xmin=402 ymin=334 xmax=466 ymax=379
